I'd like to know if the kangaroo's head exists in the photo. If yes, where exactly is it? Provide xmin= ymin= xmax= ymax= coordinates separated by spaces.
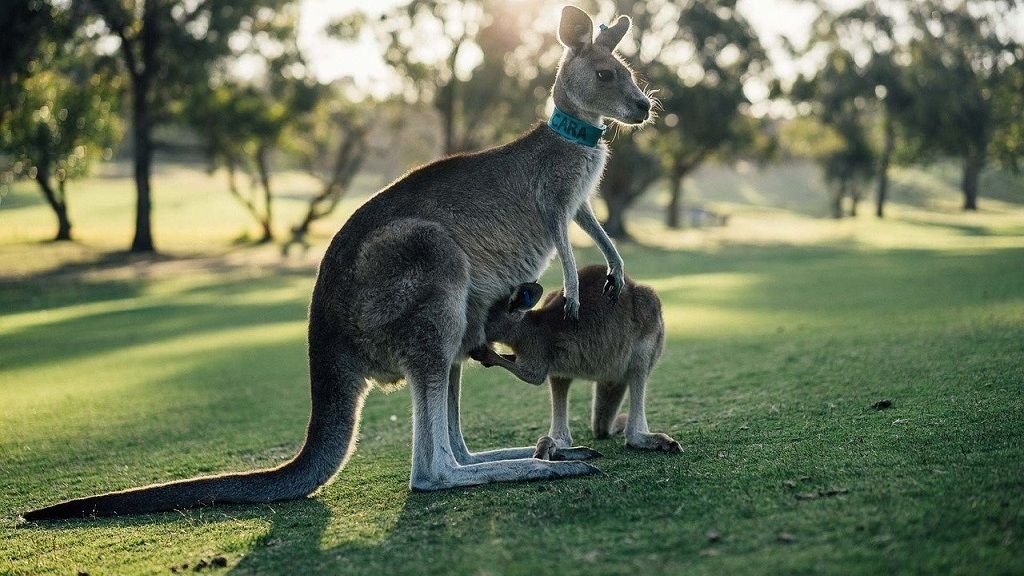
xmin=552 ymin=6 xmax=651 ymax=126
xmin=483 ymin=282 xmax=544 ymax=343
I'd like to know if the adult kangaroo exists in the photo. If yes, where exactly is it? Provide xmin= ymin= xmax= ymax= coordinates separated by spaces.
xmin=24 ymin=6 xmax=652 ymax=520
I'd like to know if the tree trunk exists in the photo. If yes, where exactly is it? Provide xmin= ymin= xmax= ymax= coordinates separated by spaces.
xmin=666 ymin=172 xmax=684 ymax=229
xmin=130 ymin=75 xmax=155 ymax=252
xmin=831 ymin=182 xmax=844 ymax=219
xmin=437 ymin=40 xmax=464 ymax=155
xmin=284 ymin=118 xmax=370 ymax=256
xmin=876 ymin=112 xmax=895 ymax=218
xmin=128 ymin=11 xmax=157 ymax=254
xmin=961 ymin=150 xmax=983 ymax=211
xmin=55 ymin=179 xmax=72 ymax=240
xmin=850 ymin=192 xmax=859 ymax=217
xmin=254 ymin=144 xmax=274 ymax=243
xmin=34 ymin=166 xmax=72 ymax=241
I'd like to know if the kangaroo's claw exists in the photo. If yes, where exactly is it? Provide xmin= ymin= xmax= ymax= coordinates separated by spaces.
xmin=603 ymin=273 xmax=623 ymax=303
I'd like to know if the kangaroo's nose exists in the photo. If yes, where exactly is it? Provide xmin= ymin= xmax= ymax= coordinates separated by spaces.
xmin=634 ymin=99 xmax=651 ymax=121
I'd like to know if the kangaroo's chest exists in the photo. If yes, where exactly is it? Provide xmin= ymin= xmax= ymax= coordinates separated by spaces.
xmin=476 ymin=150 xmax=606 ymax=283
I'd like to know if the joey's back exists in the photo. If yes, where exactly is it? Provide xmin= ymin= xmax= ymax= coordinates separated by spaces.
xmin=502 ymin=265 xmax=663 ymax=381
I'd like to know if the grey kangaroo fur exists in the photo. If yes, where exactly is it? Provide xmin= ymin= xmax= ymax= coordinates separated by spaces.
xmin=472 ymin=266 xmax=682 ymax=458
xmin=23 ymin=6 xmax=652 ymax=520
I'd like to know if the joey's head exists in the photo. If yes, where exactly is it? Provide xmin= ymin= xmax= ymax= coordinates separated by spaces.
xmin=483 ymin=282 xmax=544 ymax=343
xmin=552 ymin=6 xmax=652 ymax=127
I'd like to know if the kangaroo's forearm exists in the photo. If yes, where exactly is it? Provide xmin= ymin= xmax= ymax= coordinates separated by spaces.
xmin=553 ymin=227 xmax=579 ymax=291
xmin=575 ymin=202 xmax=623 ymax=271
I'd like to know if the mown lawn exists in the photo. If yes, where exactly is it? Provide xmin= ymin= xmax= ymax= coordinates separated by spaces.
xmin=1 ymin=164 xmax=1023 ymax=575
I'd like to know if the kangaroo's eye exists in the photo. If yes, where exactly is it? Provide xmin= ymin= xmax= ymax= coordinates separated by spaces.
xmin=596 ymin=70 xmax=613 ymax=82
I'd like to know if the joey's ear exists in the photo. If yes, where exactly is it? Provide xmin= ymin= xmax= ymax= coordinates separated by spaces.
xmin=595 ymin=15 xmax=631 ymax=49
xmin=508 ymin=282 xmax=544 ymax=313
xmin=558 ymin=5 xmax=593 ymax=52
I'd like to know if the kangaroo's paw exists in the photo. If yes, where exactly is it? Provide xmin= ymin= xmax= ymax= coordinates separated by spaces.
xmin=626 ymin=432 xmax=683 ymax=453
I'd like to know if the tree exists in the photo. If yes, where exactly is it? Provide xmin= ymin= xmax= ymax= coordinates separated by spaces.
xmin=901 ymin=0 xmax=1022 ymax=210
xmin=822 ymin=118 xmax=875 ymax=218
xmin=0 ymin=0 xmax=59 ymax=123
xmin=803 ymin=1 xmax=914 ymax=218
xmin=790 ymin=48 xmax=877 ymax=218
xmin=650 ymin=2 xmax=769 ymax=229
xmin=76 ymin=0 xmax=293 ymax=252
xmin=593 ymin=0 xmax=768 ymax=238
xmin=282 ymin=97 xmax=372 ymax=255
xmin=188 ymin=5 xmax=320 ymax=243
xmin=331 ymin=0 xmax=560 ymax=155
xmin=1 ymin=10 xmax=121 ymax=241
xmin=601 ymin=132 xmax=661 ymax=239
xmin=989 ymin=57 xmax=1024 ymax=173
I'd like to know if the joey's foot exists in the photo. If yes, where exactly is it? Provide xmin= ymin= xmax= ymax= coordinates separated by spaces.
xmin=533 ymin=436 xmax=557 ymax=460
xmin=533 ymin=436 xmax=603 ymax=461
xmin=626 ymin=432 xmax=683 ymax=453
xmin=609 ymin=413 xmax=628 ymax=436
xmin=604 ymin=271 xmax=624 ymax=302
xmin=563 ymin=295 xmax=579 ymax=320
xmin=554 ymin=446 xmax=603 ymax=461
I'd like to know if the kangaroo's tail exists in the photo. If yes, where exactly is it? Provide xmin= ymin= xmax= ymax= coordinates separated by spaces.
xmin=23 ymin=335 xmax=368 ymax=521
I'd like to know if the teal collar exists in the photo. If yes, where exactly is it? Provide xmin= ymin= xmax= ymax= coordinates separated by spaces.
xmin=548 ymin=107 xmax=606 ymax=147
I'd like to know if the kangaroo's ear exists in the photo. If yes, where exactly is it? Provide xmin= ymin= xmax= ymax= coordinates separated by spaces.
xmin=508 ymin=282 xmax=544 ymax=313
xmin=558 ymin=5 xmax=593 ymax=52
xmin=595 ymin=15 xmax=630 ymax=49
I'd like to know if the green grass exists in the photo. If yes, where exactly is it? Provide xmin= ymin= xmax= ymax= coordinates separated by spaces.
xmin=1 ymin=162 xmax=1023 ymax=575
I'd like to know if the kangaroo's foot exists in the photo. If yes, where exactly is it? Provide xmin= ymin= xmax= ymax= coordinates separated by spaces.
xmin=625 ymin=431 xmax=683 ymax=453
xmin=411 ymin=458 xmax=601 ymax=491
xmin=533 ymin=436 xmax=602 ymax=461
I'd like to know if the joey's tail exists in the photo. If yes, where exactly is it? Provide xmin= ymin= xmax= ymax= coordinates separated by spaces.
xmin=23 ymin=337 xmax=368 ymax=521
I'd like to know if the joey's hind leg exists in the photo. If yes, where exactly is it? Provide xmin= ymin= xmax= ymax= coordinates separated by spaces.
xmin=530 ymin=378 xmax=601 ymax=462
xmin=619 ymin=369 xmax=682 ymax=454
xmin=592 ymin=380 xmax=628 ymax=439
xmin=548 ymin=377 xmax=574 ymax=447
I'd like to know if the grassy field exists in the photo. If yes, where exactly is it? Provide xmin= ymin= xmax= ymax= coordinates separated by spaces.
xmin=1 ymin=161 xmax=1023 ymax=575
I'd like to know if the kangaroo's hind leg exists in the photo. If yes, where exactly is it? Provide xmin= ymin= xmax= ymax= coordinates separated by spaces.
xmin=362 ymin=220 xmax=598 ymax=489
xmin=447 ymin=363 xmax=536 ymax=464
xmin=411 ymin=363 xmax=600 ymax=490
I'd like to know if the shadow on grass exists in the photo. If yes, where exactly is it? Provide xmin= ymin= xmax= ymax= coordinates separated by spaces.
xmin=17 ymin=444 xmax=705 ymax=575
xmin=898 ymin=218 xmax=1024 ymax=237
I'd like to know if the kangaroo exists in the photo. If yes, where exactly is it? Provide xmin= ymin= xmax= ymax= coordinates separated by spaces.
xmin=470 ymin=266 xmax=682 ymax=456
xmin=23 ymin=6 xmax=653 ymax=520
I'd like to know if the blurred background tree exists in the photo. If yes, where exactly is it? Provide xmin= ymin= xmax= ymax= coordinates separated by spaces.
xmin=900 ymin=0 xmax=1022 ymax=210
xmin=2 ymin=0 xmax=1023 ymax=252
xmin=283 ymin=96 xmax=372 ymax=254
xmin=595 ymin=0 xmax=770 ymax=238
xmin=0 ymin=5 xmax=122 ymax=241
xmin=187 ymin=4 xmax=320 ymax=243
xmin=330 ymin=0 xmax=560 ymax=155
xmin=799 ymin=0 xmax=913 ymax=218
xmin=74 ymin=0 xmax=298 ymax=252
xmin=790 ymin=48 xmax=877 ymax=218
